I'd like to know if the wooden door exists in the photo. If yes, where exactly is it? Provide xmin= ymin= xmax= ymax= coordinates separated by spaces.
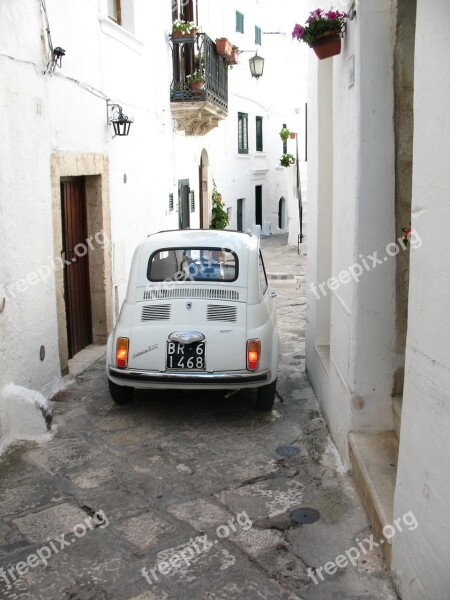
xmin=61 ymin=178 xmax=92 ymax=358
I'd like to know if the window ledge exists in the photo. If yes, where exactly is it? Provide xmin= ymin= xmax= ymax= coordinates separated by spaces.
xmin=236 ymin=153 xmax=250 ymax=158
xmin=99 ymin=18 xmax=144 ymax=54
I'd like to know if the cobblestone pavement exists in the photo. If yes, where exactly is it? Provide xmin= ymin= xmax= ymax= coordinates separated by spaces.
xmin=0 ymin=234 xmax=397 ymax=600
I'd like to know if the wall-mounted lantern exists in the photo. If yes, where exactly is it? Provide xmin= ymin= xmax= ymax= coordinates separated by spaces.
xmin=52 ymin=47 xmax=65 ymax=69
xmin=107 ymin=102 xmax=134 ymax=137
xmin=249 ymin=52 xmax=264 ymax=79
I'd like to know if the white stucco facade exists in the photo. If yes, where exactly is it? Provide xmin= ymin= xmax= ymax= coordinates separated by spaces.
xmin=391 ymin=1 xmax=450 ymax=597
xmin=0 ymin=0 xmax=302 ymax=412
xmin=306 ymin=0 xmax=450 ymax=596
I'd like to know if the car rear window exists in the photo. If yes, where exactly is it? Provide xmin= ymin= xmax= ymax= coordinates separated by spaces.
xmin=147 ymin=247 xmax=239 ymax=282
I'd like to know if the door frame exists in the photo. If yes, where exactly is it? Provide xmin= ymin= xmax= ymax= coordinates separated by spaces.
xmin=51 ymin=153 xmax=113 ymax=374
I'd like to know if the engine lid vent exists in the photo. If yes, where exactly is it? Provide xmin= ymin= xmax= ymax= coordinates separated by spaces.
xmin=207 ymin=305 xmax=238 ymax=322
xmin=141 ymin=304 xmax=171 ymax=321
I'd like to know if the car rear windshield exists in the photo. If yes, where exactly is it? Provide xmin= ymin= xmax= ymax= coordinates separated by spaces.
xmin=147 ymin=247 xmax=239 ymax=282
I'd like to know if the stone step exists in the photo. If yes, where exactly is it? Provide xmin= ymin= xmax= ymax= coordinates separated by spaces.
xmin=348 ymin=431 xmax=399 ymax=567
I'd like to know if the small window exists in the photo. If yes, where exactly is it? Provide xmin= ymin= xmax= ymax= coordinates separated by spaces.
xmin=238 ymin=112 xmax=248 ymax=154
xmin=255 ymin=25 xmax=261 ymax=45
xmin=256 ymin=116 xmax=263 ymax=152
xmin=148 ymin=247 xmax=239 ymax=282
xmin=282 ymin=122 xmax=287 ymax=154
xmin=236 ymin=11 xmax=244 ymax=33
xmin=259 ymin=251 xmax=268 ymax=296
xmin=108 ymin=0 xmax=121 ymax=24
xmin=169 ymin=193 xmax=174 ymax=212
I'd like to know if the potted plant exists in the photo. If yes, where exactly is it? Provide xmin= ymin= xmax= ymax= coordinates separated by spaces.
xmin=280 ymin=153 xmax=295 ymax=168
xmin=279 ymin=127 xmax=290 ymax=142
xmin=186 ymin=68 xmax=205 ymax=91
xmin=292 ymin=9 xmax=347 ymax=59
xmin=172 ymin=19 xmax=197 ymax=38
xmin=215 ymin=38 xmax=232 ymax=59
xmin=210 ymin=182 xmax=229 ymax=229
xmin=229 ymin=45 xmax=240 ymax=65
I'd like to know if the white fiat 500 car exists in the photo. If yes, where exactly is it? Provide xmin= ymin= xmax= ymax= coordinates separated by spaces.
xmin=106 ymin=229 xmax=279 ymax=410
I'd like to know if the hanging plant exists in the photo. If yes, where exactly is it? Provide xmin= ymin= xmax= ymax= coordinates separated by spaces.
xmin=280 ymin=153 xmax=295 ymax=167
xmin=280 ymin=127 xmax=290 ymax=142
xmin=210 ymin=181 xmax=229 ymax=229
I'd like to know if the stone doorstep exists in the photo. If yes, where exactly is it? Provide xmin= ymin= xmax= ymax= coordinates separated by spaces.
xmin=348 ymin=431 xmax=399 ymax=568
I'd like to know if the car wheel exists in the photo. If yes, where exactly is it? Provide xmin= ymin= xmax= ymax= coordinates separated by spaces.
xmin=108 ymin=379 xmax=134 ymax=404
xmin=256 ymin=379 xmax=277 ymax=411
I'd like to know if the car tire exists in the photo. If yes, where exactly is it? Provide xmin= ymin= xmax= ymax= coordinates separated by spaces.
xmin=256 ymin=379 xmax=277 ymax=411
xmin=108 ymin=379 xmax=134 ymax=404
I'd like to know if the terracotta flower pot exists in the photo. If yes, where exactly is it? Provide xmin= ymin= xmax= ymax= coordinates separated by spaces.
xmin=310 ymin=31 xmax=342 ymax=60
xmin=172 ymin=29 xmax=197 ymax=38
xmin=228 ymin=50 xmax=239 ymax=65
xmin=215 ymin=38 xmax=232 ymax=59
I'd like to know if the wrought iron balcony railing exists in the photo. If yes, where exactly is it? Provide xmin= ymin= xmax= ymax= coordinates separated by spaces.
xmin=170 ymin=32 xmax=228 ymax=113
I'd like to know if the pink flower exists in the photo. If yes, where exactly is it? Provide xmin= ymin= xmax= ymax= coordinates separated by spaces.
xmin=292 ymin=23 xmax=305 ymax=39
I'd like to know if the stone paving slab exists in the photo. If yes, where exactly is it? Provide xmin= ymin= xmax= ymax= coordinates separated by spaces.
xmin=0 ymin=234 xmax=398 ymax=600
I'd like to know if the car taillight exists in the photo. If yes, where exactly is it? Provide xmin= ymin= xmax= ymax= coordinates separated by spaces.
xmin=116 ymin=337 xmax=129 ymax=368
xmin=247 ymin=339 xmax=261 ymax=371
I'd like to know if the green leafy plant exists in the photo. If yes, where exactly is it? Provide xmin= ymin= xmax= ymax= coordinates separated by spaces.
xmin=210 ymin=182 xmax=229 ymax=229
xmin=279 ymin=127 xmax=290 ymax=142
xmin=186 ymin=69 xmax=205 ymax=85
xmin=172 ymin=19 xmax=197 ymax=35
xmin=280 ymin=153 xmax=295 ymax=167
xmin=292 ymin=9 xmax=347 ymax=46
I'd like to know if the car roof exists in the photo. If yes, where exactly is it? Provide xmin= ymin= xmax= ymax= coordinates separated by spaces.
xmin=142 ymin=229 xmax=258 ymax=252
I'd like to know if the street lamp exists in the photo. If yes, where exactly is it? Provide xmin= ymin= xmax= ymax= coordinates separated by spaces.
xmin=107 ymin=102 xmax=134 ymax=137
xmin=239 ymin=50 xmax=265 ymax=79
xmin=248 ymin=52 xmax=264 ymax=79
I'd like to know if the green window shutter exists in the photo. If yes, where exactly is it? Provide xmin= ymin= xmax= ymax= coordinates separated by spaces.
xmin=189 ymin=190 xmax=195 ymax=212
xmin=256 ymin=116 xmax=263 ymax=151
xmin=282 ymin=122 xmax=287 ymax=154
xmin=169 ymin=193 xmax=174 ymax=211
xmin=236 ymin=11 xmax=244 ymax=33
xmin=238 ymin=112 xmax=248 ymax=154
xmin=255 ymin=25 xmax=261 ymax=45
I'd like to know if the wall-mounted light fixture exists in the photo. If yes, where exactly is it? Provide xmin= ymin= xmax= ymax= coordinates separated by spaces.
xmin=239 ymin=50 xmax=265 ymax=79
xmin=107 ymin=102 xmax=134 ymax=137
xmin=52 ymin=47 xmax=65 ymax=69
xmin=249 ymin=52 xmax=264 ymax=79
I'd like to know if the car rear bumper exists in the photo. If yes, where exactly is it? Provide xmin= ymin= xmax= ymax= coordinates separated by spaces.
xmin=108 ymin=366 xmax=271 ymax=388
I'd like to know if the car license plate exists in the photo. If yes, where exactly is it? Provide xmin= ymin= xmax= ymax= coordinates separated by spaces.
xmin=166 ymin=341 xmax=206 ymax=370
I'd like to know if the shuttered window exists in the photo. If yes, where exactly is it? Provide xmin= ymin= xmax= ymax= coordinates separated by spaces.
xmin=256 ymin=116 xmax=263 ymax=151
xmin=238 ymin=113 xmax=248 ymax=154
xmin=236 ymin=11 xmax=244 ymax=33
xmin=255 ymin=25 xmax=261 ymax=45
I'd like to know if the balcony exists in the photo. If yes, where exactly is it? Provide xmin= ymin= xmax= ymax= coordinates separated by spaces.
xmin=170 ymin=33 xmax=228 ymax=136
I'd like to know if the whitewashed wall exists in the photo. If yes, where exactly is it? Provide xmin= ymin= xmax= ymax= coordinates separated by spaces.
xmin=392 ymin=0 xmax=450 ymax=596
xmin=306 ymin=0 xmax=397 ymax=464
